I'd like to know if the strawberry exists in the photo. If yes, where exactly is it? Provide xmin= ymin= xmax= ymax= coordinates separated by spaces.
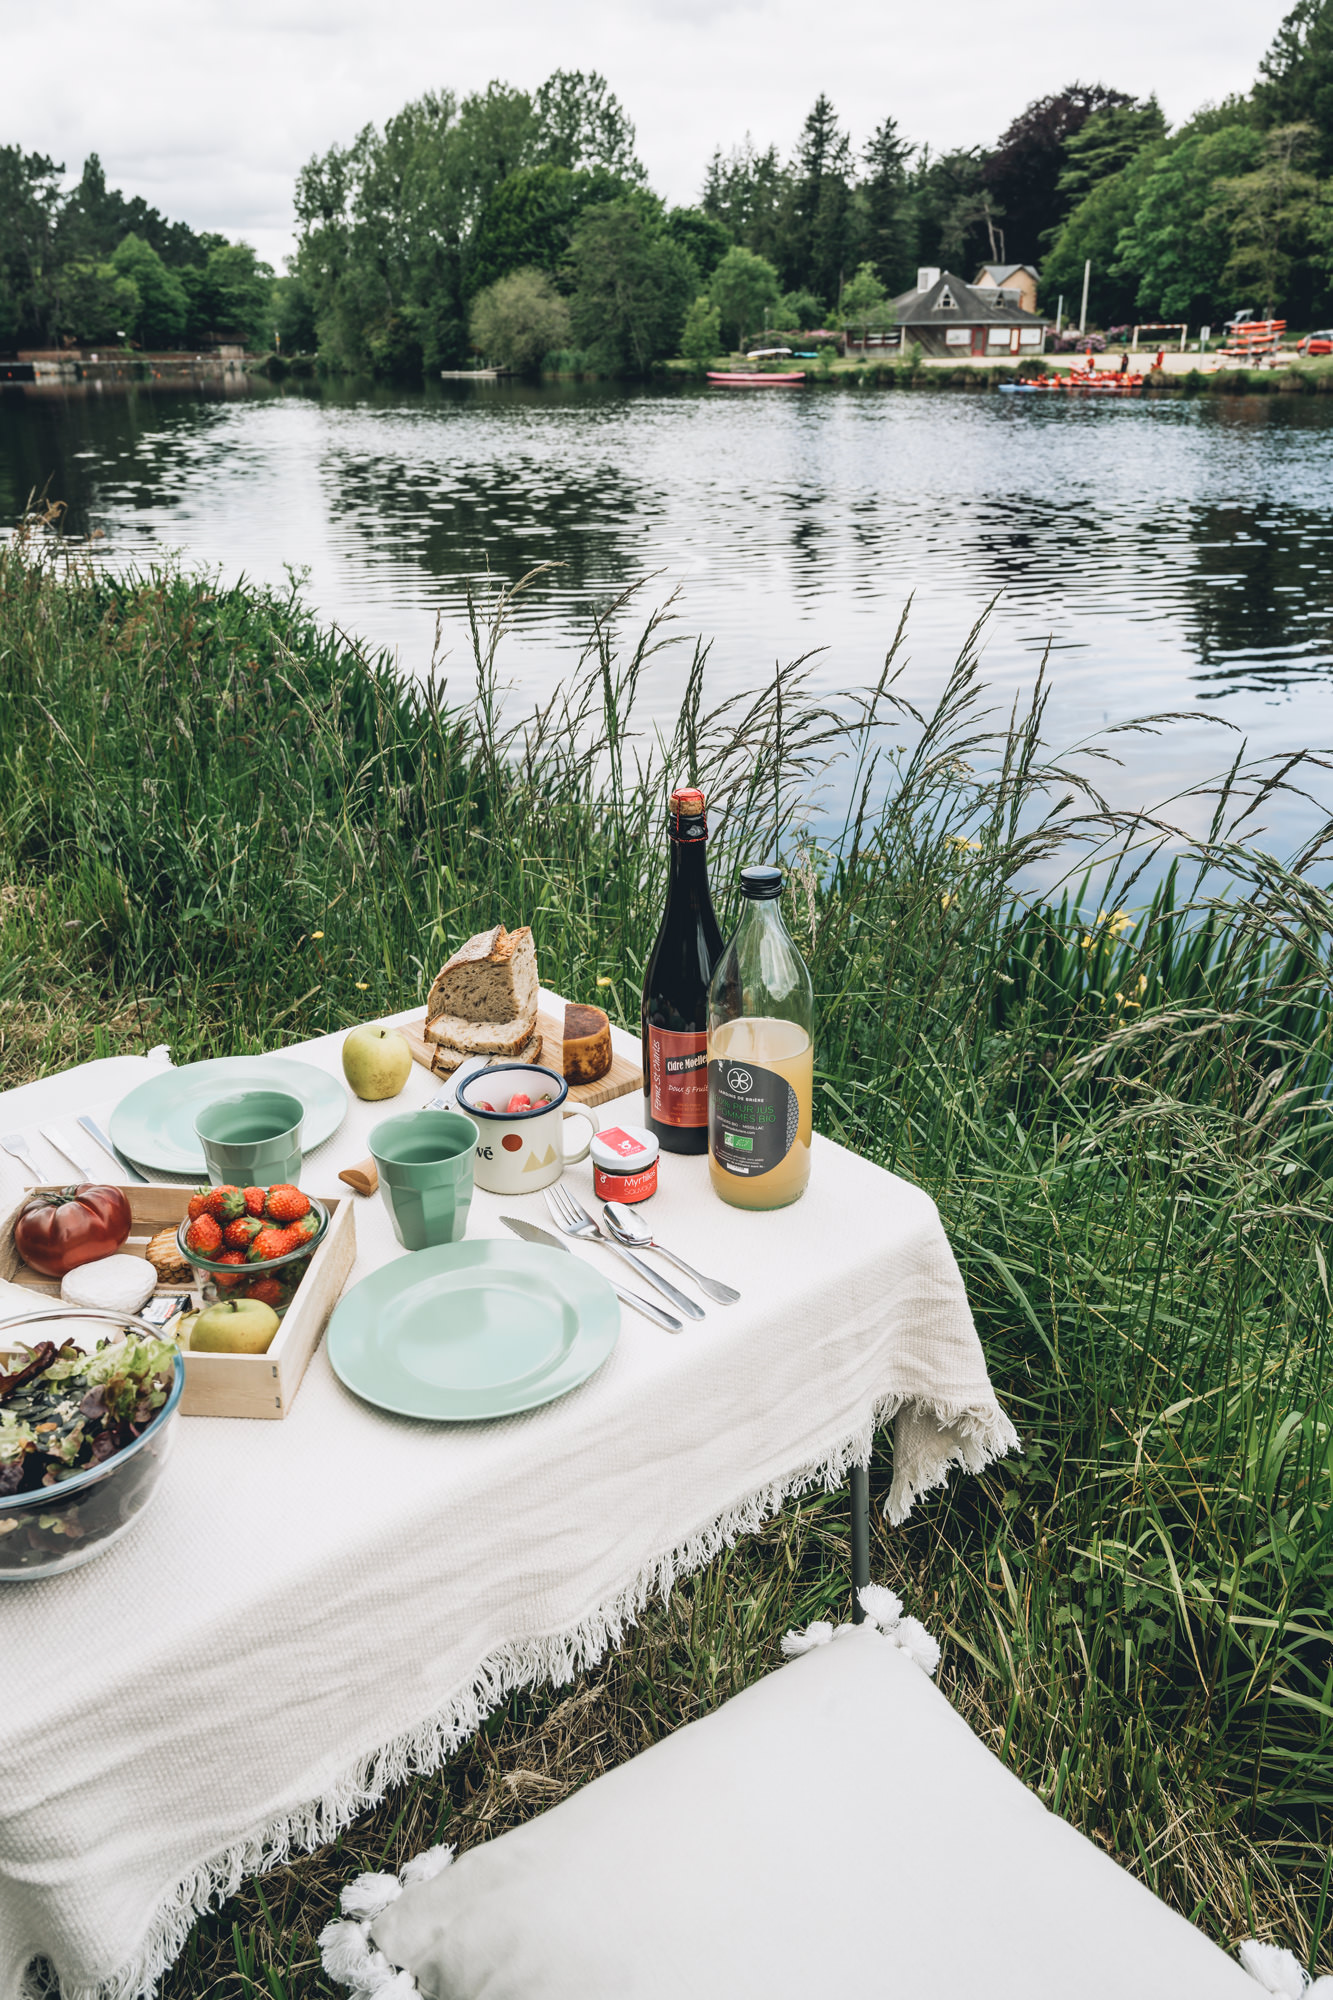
xmin=187 ymin=1186 xmax=213 ymax=1221
xmin=223 ymin=1215 xmax=263 ymax=1250
xmin=289 ymin=1210 xmax=320 ymax=1243
xmin=213 ymin=1250 xmax=247 ymax=1289
xmin=244 ymin=1277 xmax=284 ymax=1308
xmin=263 ymin=1185 xmax=310 ymax=1224
xmin=249 ymin=1226 xmax=295 ymax=1264
xmin=184 ymin=1213 xmax=224 ymax=1256
xmin=204 ymin=1184 xmax=245 ymax=1223
xmin=243 ymin=1186 xmax=267 ymax=1219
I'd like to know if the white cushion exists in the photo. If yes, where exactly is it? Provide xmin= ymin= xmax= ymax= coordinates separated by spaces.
xmin=371 ymin=1626 xmax=1253 ymax=1999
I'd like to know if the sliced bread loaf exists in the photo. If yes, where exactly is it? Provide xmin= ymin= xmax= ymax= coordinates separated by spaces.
xmin=429 ymin=1027 xmax=543 ymax=1076
xmin=423 ymin=1009 xmax=539 ymax=1056
xmin=426 ymin=925 xmax=538 ymax=1027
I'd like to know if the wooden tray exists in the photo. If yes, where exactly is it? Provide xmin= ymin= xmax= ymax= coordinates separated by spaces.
xmin=0 ymin=1184 xmax=356 ymax=1420
xmin=401 ymin=1006 xmax=642 ymax=1109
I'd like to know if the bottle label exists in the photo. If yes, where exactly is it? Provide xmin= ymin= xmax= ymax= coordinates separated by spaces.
xmin=647 ymin=1027 xmax=709 ymax=1128
xmin=708 ymin=1060 xmax=800 ymax=1176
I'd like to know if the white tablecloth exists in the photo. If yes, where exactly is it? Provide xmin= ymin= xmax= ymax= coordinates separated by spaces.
xmin=0 ymin=999 xmax=1017 ymax=2000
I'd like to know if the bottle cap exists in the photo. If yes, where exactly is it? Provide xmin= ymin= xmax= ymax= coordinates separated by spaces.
xmin=669 ymin=787 xmax=707 ymax=839
xmin=590 ymin=1124 xmax=660 ymax=1172
xmin=740 ymin=865 xmax=784 ymax=900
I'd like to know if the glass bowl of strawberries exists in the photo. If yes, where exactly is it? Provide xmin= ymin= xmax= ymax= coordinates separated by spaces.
xmin=175 ymin=1184 xmax=329 ymax=1312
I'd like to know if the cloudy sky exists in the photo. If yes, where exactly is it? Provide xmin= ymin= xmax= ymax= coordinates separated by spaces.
xmin=4 ymin=0 xmax=1293 ymax=269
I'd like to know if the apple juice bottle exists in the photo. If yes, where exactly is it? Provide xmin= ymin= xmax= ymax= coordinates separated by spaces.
xmin=707 ymin=865 xmax=814 ymax=1209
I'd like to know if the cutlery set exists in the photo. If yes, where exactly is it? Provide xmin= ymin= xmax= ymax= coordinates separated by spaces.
xmin=1 ymin=1120 xmax=139 ymax=1187
xmin=502 ymin=1185 xmax=739 ymax=1334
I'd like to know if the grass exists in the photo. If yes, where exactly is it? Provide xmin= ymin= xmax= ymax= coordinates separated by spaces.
xmin=3 ymin=512 xmax=1333 ymax=1988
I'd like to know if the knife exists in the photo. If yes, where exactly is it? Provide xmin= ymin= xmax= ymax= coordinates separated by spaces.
xmin=40 ymin=1125 xmax=106 ymax=1181
xmin=76 ymin=1115 xmax=149 ymax=1184
xmin=500 ymin=1216 xmax=683 ymax=1333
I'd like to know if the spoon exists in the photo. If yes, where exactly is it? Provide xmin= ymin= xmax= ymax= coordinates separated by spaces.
xmin=602 ymin=1202 xmax=741 ymax=1305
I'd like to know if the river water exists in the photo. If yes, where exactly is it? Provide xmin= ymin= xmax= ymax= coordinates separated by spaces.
xmin=3 ymin=378 xmax=1331 ymax=863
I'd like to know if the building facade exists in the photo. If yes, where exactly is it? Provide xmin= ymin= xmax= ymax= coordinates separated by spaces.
xmin=888 ymin=269 xmax=1050 ymax=360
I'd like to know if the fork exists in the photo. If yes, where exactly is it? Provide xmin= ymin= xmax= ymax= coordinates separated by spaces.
xmin=544 ymin=1184 xmax=706 ymax=1321
xmin=0 ymin=1133 xmax=45 ymax=1184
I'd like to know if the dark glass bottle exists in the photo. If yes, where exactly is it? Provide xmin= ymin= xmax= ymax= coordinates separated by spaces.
xmin=641 ymin=787 xmax=724 ymax=1153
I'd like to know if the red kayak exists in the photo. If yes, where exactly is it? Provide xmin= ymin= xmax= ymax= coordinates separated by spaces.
xmin=707 ymin=371 xmax=806 ymax=387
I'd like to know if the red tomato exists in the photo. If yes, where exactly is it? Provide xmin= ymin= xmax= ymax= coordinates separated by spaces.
xmin=506 ymin=1093 xmax=532 ymax=1114
xmin=13 ymin=1184 xmax=133 ymax=1278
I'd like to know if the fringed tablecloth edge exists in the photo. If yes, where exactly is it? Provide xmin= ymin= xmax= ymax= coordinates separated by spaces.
xmin=17 ymin=1384 xmax=1017 ymax=2000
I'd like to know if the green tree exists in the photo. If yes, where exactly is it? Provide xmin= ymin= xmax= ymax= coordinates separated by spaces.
xmin=184 ymin=242 xmax=274 ymax=347
xmin=839 ymin=260 xmax=893 ymax=338
xmin=776 ymin=286 xmax=824 ymax=327
xmin=1112 ymin=123 xmax=1264 ymax=320
xmin=785 ymin=94 xmax=855 ymax=301
xmin=272 ymin=272 xmax=318 ymax=353
xmin=663 ymin=207 xmax=731 ymax=282
xmin=469 ymin=266 xmax=572 ymax=371
xmin=909 ymin=149 xmax=994 ymax=275
xmin=566 ymin=201 xmax=696 ymax=373
xmin=982 ymin=83 xmax=1133 ymax=260
xmin=57 ymin=153 xmax=204 ymax=269
xmin=110 ymin=233 xmax=188 ymax=347
xmin=467 ymin=164 xmax=630 ymax=296
xmin=680 ymin=293 xmax=722 ymax=366
xmin=534 ymin=70 xmax=645 ymax=181
xmin=707 ymin=243 xmax=781 ymax=348
xmin=1255 ymin=0 xmax=1333 ymax=170
xmin=0 ymin=146 xmax=62 ymax=347
xmin=1208 ymin=122 xmax=1327 ymax=315
xmin=860 ymin=115 xmax=914 ymax=292
xmin=1043 ymin=138 xmax=1165 ymax=323
xmin=1056 ymin=97 xmax=1168 ymax=209
xmin=701 ymin=139 xmax=789 ymax=270
xmin=53 ymin=260 xmax=139 ymax=345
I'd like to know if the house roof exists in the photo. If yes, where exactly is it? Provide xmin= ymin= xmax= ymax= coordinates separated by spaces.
xmin=891 ymin=270 xmax=1049 ymax=329
xmin=974 ymin=262 xmax=1040 ymax=286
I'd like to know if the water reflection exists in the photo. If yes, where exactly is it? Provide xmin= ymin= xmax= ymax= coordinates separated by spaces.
xmin=1 ymin=377 xmax=1331 ymax=852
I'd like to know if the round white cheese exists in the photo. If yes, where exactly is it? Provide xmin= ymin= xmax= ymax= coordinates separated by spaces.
xmin=60 ymin=1256 xmax=158 ymax=1314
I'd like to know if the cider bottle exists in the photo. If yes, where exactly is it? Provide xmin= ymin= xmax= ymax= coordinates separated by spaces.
xmin=641 ymin=787 xmax=724 ymax=1154
xmin=707 ymin=865 xmax=814 ymax=1209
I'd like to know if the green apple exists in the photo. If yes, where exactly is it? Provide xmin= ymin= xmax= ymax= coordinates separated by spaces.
xmin=190 ymin=1297 xmax=280 ymax=1354
xmin=342 ymin=1023 xmax=413 ymax=1100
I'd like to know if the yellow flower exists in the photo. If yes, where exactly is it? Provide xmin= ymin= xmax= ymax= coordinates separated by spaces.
xmin=596 ymin=977 xmax=613 ymax=988
xmin=941 ymin=893 xmax=953 ymax=910
xmin=311 ymin=930 xmax=324 ymax=939
xmin=1137 ymin=973 xmax=1147 ymax=994
xmin=355 ymin=981 xmax=369 ymax=990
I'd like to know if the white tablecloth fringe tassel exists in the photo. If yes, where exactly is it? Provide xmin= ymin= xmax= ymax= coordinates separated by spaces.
xmin=19 ymin=1391 xmax=1017 ymax=2000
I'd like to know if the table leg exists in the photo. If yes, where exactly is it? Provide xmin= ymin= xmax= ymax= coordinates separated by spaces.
xmin=850 ymin=1462 xmax=870 ymax=1623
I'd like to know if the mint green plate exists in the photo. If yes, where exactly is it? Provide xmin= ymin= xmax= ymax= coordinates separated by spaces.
xmin=326 ymin=1241 xmax=620 ymax=1422
xmin=109 ymin=1057 xmax=348 ymax=1177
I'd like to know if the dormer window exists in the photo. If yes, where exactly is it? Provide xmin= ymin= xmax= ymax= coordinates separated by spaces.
xmin=938 ymin=286 xmax=957 ymax=310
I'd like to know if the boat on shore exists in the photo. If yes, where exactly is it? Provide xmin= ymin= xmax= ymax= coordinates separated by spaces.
xmin=707 ymin=371 xmax=806 ymax=388
xmin=1000 ymin=370 xmax=1146 ymax=396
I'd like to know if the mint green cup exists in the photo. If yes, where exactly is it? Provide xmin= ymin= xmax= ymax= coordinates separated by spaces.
xmin=194 ymin=1090 xmax=304 ymax=1188
xmin=369 ymin=1109 xmax=479 ymax=1252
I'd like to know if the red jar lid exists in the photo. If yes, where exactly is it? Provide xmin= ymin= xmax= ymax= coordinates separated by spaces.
xmin=590 ymin=1124 xmax=659 ymax=1173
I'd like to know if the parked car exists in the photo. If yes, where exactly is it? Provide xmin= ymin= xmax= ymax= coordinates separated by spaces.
xmin=1297 ymin=330 xmax=1333 ymax=355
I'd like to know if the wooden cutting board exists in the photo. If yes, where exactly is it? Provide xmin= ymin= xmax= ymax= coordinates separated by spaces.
xmin=401 ymin=1008 xmax=642 ymax=1108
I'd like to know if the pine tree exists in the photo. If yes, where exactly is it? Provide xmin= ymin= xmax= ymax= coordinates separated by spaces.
xmin=861 ymin=116 xmax=914 ymax=293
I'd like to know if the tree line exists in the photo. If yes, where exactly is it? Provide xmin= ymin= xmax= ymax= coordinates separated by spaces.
xmin=2 ymin=0 xmax=1332 ymax=372
xmin=0 ymin=153 xmax=280 ymax=351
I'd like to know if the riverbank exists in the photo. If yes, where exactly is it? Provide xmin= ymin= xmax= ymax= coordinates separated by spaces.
xmin=2 ymin=529 xmax=1331 ymax=1987
xmin=661 ymin=353 xmax=1333 ymax=394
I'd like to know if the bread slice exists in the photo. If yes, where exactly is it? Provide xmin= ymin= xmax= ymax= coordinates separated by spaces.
xmin=426 ymin=925 xmax=538 ymax=1027
xmin=429 ymin=1027 xmax=543 ymax=1077
xmin=423 ymin=1008 xmax=538 ymax=1056
xmin=562 ymin=1002 xmax=612 ymax=1085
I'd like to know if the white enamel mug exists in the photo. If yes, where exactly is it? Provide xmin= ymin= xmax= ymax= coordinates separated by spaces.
xmin=456 ymin=1063 xmax=599 ymax=1196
